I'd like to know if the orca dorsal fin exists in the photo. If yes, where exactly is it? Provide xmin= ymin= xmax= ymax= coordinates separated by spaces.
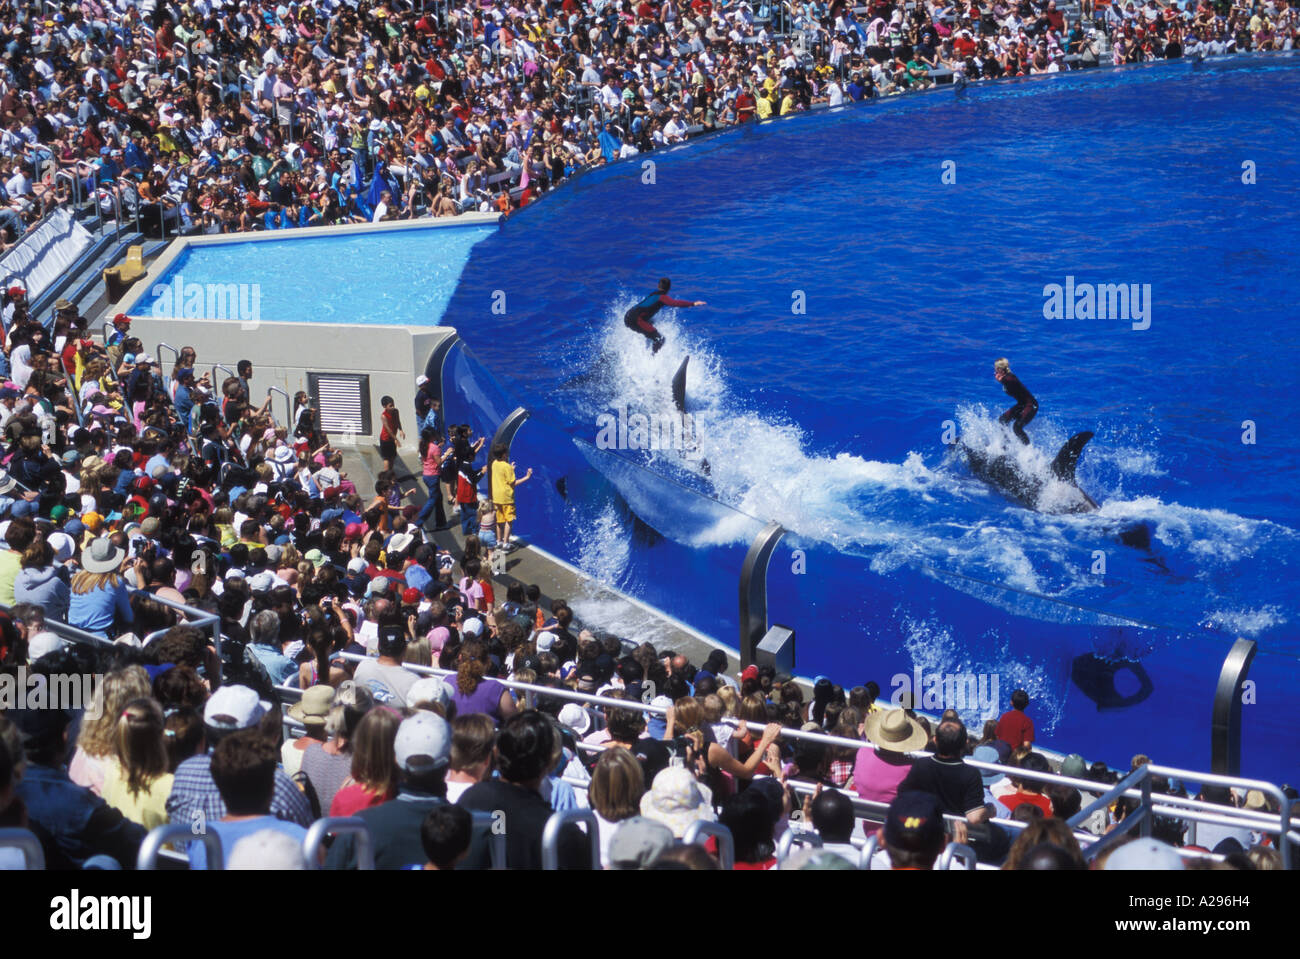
xmin=672 ymin=355 xmax=690 ymax=413
xmin=1050 ymin=431 xmax=1094 ymax=482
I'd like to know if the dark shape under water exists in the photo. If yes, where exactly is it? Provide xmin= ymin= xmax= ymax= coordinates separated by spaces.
xmin=1071 ymin=653 xmax=1155 ymax=711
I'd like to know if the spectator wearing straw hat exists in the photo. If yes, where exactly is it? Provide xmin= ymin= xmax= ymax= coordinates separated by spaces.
xmin=852 ymin=709 xmax=925 ymax=804
xmin=67 ymin=536 xmax=134 ymax=637
xmin=283 ymin=684 xmax=334 ymax=778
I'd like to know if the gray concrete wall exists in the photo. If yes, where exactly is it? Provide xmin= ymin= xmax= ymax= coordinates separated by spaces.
xmin=124 ymin=315 xmax=454 ymax=448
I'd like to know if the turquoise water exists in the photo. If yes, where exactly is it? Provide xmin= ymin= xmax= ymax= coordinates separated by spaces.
xmin=130 ymin=222 xmax=496 ymax=325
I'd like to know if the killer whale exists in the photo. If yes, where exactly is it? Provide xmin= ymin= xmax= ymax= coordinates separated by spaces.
xmin=961 ymin=430 xmax=1151 ymax=549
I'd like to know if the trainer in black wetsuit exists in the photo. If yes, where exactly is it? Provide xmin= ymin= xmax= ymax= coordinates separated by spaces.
xmin=622 ymin=278 xmax=706 ymax=354
xmin=994 ymin=358 xmax=1037 ymax=445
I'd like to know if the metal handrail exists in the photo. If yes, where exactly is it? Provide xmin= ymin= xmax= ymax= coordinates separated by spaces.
xmin=323 ymin=652 xmax=1294 ymax=848
xmin=303 ymin=816 xmax=374 ymax=869
xmin=859 ymin=832 xmax=880 ymax=869
xmin=54 ymin=169 xmax=82 ymax=211
xmin=938 ymin=841 xmax=978 ymax=871
xmin=541 ymin=807 xmax=600 ymax=870
xmin=139 ymin=823 xmax=223 ymax=870
xmin=0 ymin=828 xmax=45 ymax=869
xmin=99 ymin=184 xmax=124 ymax=237
xmin=683 ymin=820 xmax=735 ymax=870
xmin=469 ymin=810 xmax=507 ymax=870
xmin=157 ymin=342 xmax=180 ymax=394
xmin=117 ymin=177 xmax=142 ymax=236
xmin=267 ymin=385 xmax=291 ymax=427
xmin=775 ymin=826 xmax=822 ymax=866
xmin=213 ymin=363 xmax=236 ymax=385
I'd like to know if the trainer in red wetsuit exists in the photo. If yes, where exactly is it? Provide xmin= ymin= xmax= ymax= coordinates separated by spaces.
xmin=993 ymin=357 xmax=1037 ymax=445
xmin=623 ymin=278 xmax=706 ymax=354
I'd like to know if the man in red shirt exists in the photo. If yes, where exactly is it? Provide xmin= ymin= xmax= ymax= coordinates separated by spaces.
xmin=995 ymin=689 xmax=1035 ymax=751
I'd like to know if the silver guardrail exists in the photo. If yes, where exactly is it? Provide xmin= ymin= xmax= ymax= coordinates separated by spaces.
xmin=938 ymin=841 xmax=978 ymax=871
xmin=138 ymin=823 xmax=223 ymax=870
xmin=541 ymin=807 xmax=600 ymax=870
xmin=683 ymin=820 xmax=735 ymax=870
xmin=775 ymin=826 xmax=821 ymax=867
xmin=324 ymin=653 xmax=1294 ymax=860
xmin=303 ymin=816 xmax=374 ymax=870
xmin=469 ymin=810 xmax=507 ymax=870
xmin=0 ymin=828 xmax=45 ymax=869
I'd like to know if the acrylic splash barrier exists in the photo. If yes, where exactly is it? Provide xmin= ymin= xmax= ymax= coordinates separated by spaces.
xmin=437 ymin=339 xmax=1297 ymax=784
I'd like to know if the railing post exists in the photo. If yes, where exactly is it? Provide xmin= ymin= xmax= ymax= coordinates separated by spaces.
xmin=0 ymin=828 xmax=45 ymax=869
xmin=775 ymin=827 xmax=821 ymax=867
xmin=423 ymin=332 xmax=459 ymax=426
xmin=1211 ymin=638 xmax=1256 ymax=776
xmin=683 ymin=820 xmax=735 ymax=870
xmin=859 ymin=832 xmax=880 ymax=869
xmin=939 ymin=842 xmax=978 ymax=870
xmin=469 ymin=810 xmax=507 ymax=869
xmin=541 ymin=808 xmax=599 ymax=870
xmin=303 ymin=817 xmax=374 ymax=869
xmin=490 ymin=406 xmax=531 ymax=456
xmin=738 ymin=521 xmax=785 ymax=668
xmin=138 ymin=823 xmax=223 ymax=869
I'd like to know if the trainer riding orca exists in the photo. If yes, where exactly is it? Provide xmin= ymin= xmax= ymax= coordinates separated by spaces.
xmin=962 ymin=357 xmax=1152 ymax=549
xmin=623 ymin=277 xmax=706 ymax=354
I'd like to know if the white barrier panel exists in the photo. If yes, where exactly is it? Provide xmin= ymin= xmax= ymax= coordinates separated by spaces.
xmin=0 ymin=209 xmax=94 ymax=301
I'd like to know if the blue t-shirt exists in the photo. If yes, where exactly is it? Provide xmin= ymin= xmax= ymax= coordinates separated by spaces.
xmin=189 ymin=815 xmax=308 ymax=869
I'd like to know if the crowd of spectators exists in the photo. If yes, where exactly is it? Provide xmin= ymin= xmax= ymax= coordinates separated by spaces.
xmin=0 ymin=0 xmax=1291 ymax=244
xmin=0 ymin=0 xmax=1294 ymax=865
xmin=0 ymin=300 xmax=1289 ymax=868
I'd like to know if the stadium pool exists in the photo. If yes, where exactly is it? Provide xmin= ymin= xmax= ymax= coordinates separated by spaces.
xmin=130 ymin=220 xmax=497 ymax=324
xmin=148 ymin=56 xmax=1300 ymax=784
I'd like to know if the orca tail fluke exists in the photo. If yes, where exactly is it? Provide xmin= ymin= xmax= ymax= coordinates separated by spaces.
xmin=1050 ymin=431 xmax=1094 ymax=482
xmin=672 ymin=355 xmax=690 ymax=414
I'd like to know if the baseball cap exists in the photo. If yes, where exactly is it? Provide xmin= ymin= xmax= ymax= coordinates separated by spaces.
xmin=346 ymin=557 xmax=368 ymax=574
xmin=304 ymin=548 xmax=328 ymax=569
xmin=461 ymin=617 xmax=484 ymax=638
xmin=394 ymin=712 xmax=452 ymax=773
xmin=883 ymin=792 xmax=945 ymax=853
xmin=1104 ymin=838 xmax=1185 ymax=871
xmin=204 ymin=685 xmax=270 ymax=731
xmin=972 ymin=745 xmax=1003 ymax=785
xmin=607 ymin=817 xmax=675 ymax=869
xmin=406 ymin=677 xmax=454 ymax=711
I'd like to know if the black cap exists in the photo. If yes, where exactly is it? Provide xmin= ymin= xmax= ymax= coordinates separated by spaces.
xmin=884 ymin=792 xmax=945 ymax=852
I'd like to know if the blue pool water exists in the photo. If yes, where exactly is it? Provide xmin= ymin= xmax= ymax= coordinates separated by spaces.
xmin=150 ymin=56 xmax=1300 ymax=783
xmin=131 ymin=222 xmax=495 ymax=324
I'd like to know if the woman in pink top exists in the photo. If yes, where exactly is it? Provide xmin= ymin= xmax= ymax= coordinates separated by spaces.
xmin=328 ymin=708 xmax=401 ymax=817
xmin=413 ymin=427 xmax=452 ymax=530
xmin=852 ymin=709 xmax=928 ymax=804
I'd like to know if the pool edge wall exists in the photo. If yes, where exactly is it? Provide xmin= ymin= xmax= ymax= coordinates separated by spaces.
xmin=108 ymin=214 xmax=500 ymax=447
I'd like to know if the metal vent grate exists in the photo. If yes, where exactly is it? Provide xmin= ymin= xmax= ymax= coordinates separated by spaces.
xmin=308 ymin=373 xmax=371 ymax=438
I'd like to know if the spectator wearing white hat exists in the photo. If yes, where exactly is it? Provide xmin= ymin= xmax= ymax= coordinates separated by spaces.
xmin=188 ymin=729 xmax=310 ymax=869
xmin=167 ymin=684 xmax=313 ymax=829
xmin=326 ymin=711 xmax=453 ymax=869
